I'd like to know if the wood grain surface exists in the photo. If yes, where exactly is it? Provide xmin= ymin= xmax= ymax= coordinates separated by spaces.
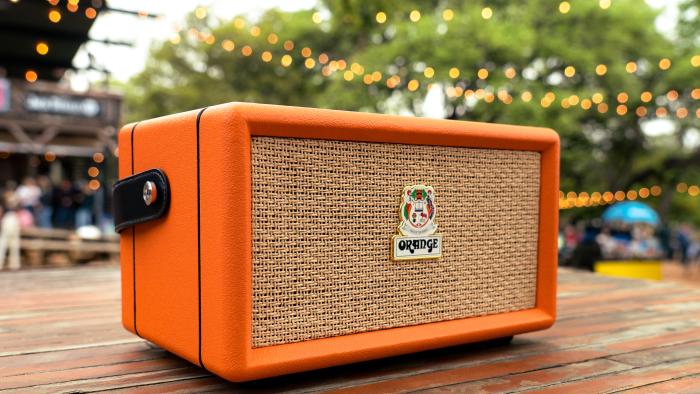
xmin=1 ymin=266 xmax=698 ymax=393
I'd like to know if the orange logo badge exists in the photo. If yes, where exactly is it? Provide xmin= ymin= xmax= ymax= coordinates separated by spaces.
xmin=392 ymin=185 xmax=442 ymax=261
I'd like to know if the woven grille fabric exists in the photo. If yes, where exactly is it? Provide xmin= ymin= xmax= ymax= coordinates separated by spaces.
xmin=251 ymin=136 xmax=541 ymax=348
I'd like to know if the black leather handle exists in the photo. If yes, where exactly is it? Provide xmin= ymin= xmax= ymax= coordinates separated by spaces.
xmin=113 ymin=168 xmax=170 ymax=233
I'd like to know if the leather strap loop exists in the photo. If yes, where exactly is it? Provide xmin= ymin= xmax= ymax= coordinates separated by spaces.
xmin=113 ymin=168 xmax=170 ymax=232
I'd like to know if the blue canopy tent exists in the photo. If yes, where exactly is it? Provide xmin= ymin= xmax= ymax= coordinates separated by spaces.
xmin=597 ymin=201 xmax=663 ymax=280
xmin=602 ymin=201 xmax=660 ymax=226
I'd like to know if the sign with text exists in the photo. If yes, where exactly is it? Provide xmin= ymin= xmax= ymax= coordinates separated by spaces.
xmin=24 ymin=92 xmax=101 ymax=118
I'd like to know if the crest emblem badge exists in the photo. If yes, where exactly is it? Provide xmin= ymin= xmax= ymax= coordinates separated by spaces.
xmin=391 ymin=185 xmax=443 ymax=261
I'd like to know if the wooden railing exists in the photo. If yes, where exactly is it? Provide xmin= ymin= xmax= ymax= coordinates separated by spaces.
xmin=20 ymin=227 xmax=119 ymax=267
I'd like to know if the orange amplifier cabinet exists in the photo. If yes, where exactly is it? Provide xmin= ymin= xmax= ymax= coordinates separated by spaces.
xmin=113 ymin=103 xmax=559 ymax=382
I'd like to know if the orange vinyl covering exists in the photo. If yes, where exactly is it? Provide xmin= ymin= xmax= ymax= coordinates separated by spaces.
xmin=118 ymin=103 xmax=560 ymax=382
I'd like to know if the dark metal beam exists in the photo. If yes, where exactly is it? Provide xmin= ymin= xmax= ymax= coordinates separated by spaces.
xmin=102 ymin=6 xmax=160 ymax=18
xmin=88 ymin=38 xmax=133 ymax=47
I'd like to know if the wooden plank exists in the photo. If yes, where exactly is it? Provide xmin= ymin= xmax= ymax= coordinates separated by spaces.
xmin=419 ymin=358 xmax=634 ymax=393
xmin=629 ymin=374 xmax=700 ymax=393
xmin=0 ymin=266 xmax=698 ymax=392
xmin=533 ymin=358 xmax=700 ymax=394
xmin=20 ymin=239 xmax=120 ymax=253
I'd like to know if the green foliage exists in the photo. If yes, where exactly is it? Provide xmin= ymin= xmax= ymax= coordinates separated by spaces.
xmin=123 ymin=0 xmax=699 ymax=223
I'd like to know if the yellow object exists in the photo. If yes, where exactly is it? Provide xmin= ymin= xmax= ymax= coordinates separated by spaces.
xmin=594 ymin=260 xmax=662 ymax=281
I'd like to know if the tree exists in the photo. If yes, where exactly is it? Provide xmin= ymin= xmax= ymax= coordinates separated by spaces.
xmin=124 ymin=0 xmax=699 ymax=223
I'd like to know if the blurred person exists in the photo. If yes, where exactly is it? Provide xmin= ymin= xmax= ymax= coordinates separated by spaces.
xmin=52 ymin=179 xmax=78 ymax=229
xmin=629 ymin=225 xmax=661 ymax=259
xmin=15 ymin=177 xmax=41 ymax=214
xmin=2 ymin=180 xmax=17 ymax=208
xmin=36 ymin=176 xmax=53 ymax=228
xmin=657 ymin=226 xmax=673 ymax=260
xmin=570 ymin=225 xmax=602 ymax=271
xmin=75 ymin=180 xmax=95 ymax=228
xmin=596 ymin=226 xmax=617 ymax=260
xmin=0 ymin=194 xmax=21 ymax=270
xmin=677 ymin=224 xmax=692 ymax=266
xmin=564 ymin=224 xmax=579 ymax=250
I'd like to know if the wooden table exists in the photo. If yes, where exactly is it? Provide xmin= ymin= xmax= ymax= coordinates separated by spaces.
xmin=1 ymin=266 xmax=699 ymax=393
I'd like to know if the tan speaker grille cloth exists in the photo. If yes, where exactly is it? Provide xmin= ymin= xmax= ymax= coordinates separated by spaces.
xmin=251 ymin=136 xmax=541 ymax=348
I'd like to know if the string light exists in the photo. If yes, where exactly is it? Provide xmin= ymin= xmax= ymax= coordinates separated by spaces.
xmin=172 ymin=24 xmax=683 ymax=103
xmin=85 ymin=7 xmax=97 ymax=19
xmin=221 ymin=39 xmax=235 ymax=51
xmin=559 ymin=184 xmax=663 ymax=210
xmin=442 ymin=9 xmax=454 ymax=22
xmin=667 ymin=90 xmax=679 ymax=101
xmin=564 ymin=66 xmax=576 ymax=77
xmin=169 ymin=24 xmax=697 ymax=122
xmin=48 ymin=9 xmax=61 ymax=23
xmin=25 ymin=70 xmax=38 ymax=83
xmin=692 ymin=88 xmax=700 ymax=100
xmin=376 ymin=11 xmax=387 ymax=24
xmin=267 ymin=33 xmax=278 ymax=44
xmin=194 ymin=7 xmax=207 ymax=19
xmin=374 ymin=3 xmax=623 ymax=27
xmin=558 ymin=2 xmax=571 ymax=14
xmin=673 ymin=183 xmax=700 ymax=198
xmin=36 ymin=42 xmax=49 ymax=56
xmin=281 ymin=54 xmax=292 ymax=67
xmin=595 ymin=64 xmax=607 ymax=76
xmin=692 ymin=55 xmax=700 ymax=67
xmin=261 ymin=51 xmax=272 ymax=62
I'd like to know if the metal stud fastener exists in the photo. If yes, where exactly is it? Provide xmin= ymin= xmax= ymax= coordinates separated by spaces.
xmin=143 ymin=181 xmax=157 ymax=206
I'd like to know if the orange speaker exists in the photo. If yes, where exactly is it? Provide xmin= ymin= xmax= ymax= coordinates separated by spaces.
xmin=114 ymin=103 xmax=559 ymax=382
